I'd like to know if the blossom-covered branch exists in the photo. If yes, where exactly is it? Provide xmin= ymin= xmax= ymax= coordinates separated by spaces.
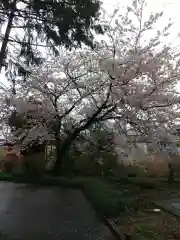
xmin=2 ymin=0 xmax=180 ymax=174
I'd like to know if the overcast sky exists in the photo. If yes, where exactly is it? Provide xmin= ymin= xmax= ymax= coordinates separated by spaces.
xmin=0 ymin=0 xmax=179 ymax=90
xmin=103 ymin=0 xmax=180 ymax=16
xmin=0 ymin=0 xmax=180 ymax=85
xmin=103 ymin=0 xmax=180 ymax=37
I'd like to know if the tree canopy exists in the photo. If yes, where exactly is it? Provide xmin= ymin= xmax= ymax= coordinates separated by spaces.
xmin=1 ymin=0 xmax=180 ymax=174
xmin=0 ymin=0 xmax=103 ymax=81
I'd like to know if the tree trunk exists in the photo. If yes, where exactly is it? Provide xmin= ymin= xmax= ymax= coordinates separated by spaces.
xmin=52 ymin=137 xmax=72 ymax=176
xmin=52 ymin=113 xmax=103 ymax=176
xmin=53 ymin=138 xmax=63 ymax=176
xmin=168 ymin=163 xmax=174 ymax=184
xmin=0 ymin=0 xmax=17 ymax=74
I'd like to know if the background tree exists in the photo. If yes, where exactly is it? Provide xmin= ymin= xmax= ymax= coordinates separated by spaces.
xmin=0 ymin=0 xmax=103 ymax=83
xmin=69 ymin=123 xmax=117 ymax=176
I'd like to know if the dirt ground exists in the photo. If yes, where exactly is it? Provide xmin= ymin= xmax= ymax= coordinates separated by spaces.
xmin=112 ymin=181 xmax=180 ymax=240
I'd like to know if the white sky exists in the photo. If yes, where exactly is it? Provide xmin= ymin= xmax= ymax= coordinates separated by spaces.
xmin=103 ymin=0 xmax=180 ymax=15
xmin=103 ymin=0 xmax=180 ymax=36
xmin=1 ymin=0 xmax=180 ymax=85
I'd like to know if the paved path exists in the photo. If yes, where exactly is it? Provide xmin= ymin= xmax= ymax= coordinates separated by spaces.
xmin=154 ymin=198 xmax=180 ymax=217
xmin=0 ymin=182 xmax=104 ymax=240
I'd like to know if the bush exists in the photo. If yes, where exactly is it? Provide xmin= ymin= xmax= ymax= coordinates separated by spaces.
xmin=142 ymin=153 xmax=169 ymax=178
xmin=23 ymin=153 xmax=46 ymax=178
xmin=3 ymin=152 xmax=19 ymax=174
xmin=73 ymin=157 xmax=102 ymax=176
xmin=69 ymin=124 xmax=119 ymax=177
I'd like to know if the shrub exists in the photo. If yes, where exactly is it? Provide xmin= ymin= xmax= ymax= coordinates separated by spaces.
xmin=142 ymin=153 xmax=169 ymax=177
xmin=3 ymin=153 xmax=18 ymax=173
xmin=68 ymin=124 xmax=119 ymax=177
xmin=23 ymin=152 xmax=46 ymax=178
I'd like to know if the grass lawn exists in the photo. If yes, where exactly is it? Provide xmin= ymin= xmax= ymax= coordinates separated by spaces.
xmin=81 ymin=178 xmax=135 ymax=218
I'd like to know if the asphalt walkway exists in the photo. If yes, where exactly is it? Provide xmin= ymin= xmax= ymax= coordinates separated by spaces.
xmin=0 ymin=182 xmax=104 ymax=240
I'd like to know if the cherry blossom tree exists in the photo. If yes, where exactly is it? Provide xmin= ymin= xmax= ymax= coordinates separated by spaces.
xmin=97 ymin=0 xmax=180 ymax=153
xmin=7 ymin=52 xmax=116 ymax=174
xmin=4 ymin=0 xmax=180 ymax=175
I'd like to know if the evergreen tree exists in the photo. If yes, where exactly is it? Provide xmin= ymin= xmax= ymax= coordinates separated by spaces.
xmin=0 ymin=0 xmax=103 ymax=81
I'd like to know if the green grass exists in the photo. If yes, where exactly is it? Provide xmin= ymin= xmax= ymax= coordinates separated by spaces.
xmin=106 ymin=176 xmax=163 ymax=189
xmin=81 ymin=178 xmax=134 ymax=218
